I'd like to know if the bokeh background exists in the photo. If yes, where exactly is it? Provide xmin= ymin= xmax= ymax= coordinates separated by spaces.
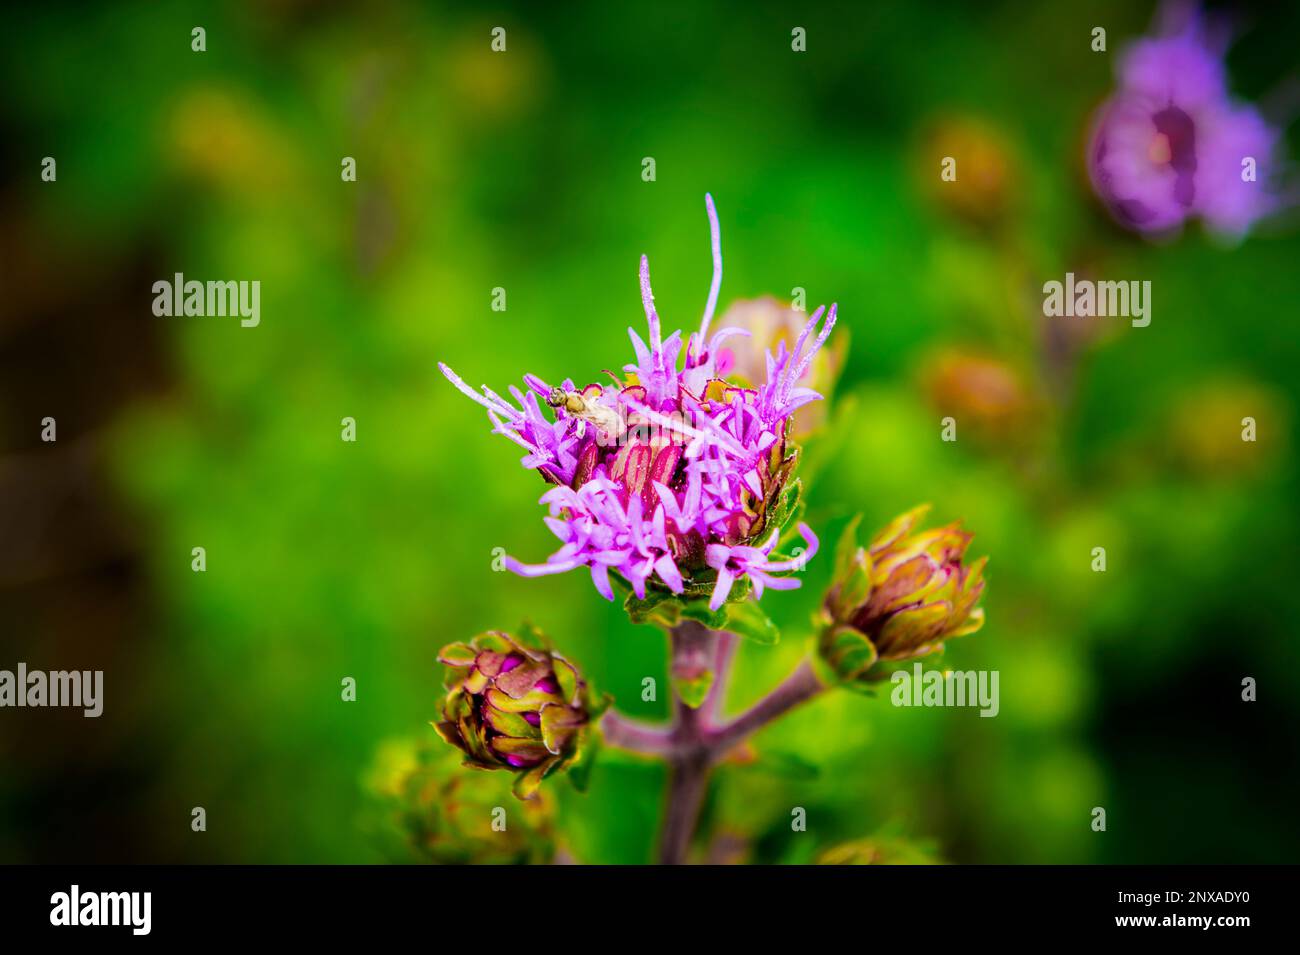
xmin=2 ymin=0 xmax=1299 ymax=864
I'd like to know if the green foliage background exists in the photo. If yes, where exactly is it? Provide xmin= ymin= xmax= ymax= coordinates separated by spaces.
xmin=2 ymin=0 xmax=1298 ymax=863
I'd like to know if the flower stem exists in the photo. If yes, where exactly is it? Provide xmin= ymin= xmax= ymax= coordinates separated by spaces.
xmin=660 ymin=749 xmax=711 ymax=865
xmin=658 ymin=621 xmax=718 ymax=864
xmin=702 ymin=629 xmax=738 ymax=722
xmin=604 ymin=620 xmax=827 ymax=863
xmin=709 ymin=659 xmax=824 ymax=754
xmin=600 ymin=711 xmax=673 ymax=755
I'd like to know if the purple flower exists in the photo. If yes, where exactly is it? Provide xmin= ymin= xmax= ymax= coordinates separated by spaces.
xmin=440 ymin=195 xmax=835 ymax=609
xmin=1088 ymin=3 xmax=1284 ymax=238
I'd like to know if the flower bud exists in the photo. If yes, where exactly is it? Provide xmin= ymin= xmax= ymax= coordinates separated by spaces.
xmin=820 ymin=505 xmax=986 ymax=682
xmin=366 ymin=736 xmax=556 ymax=864
xmin=712 ymin=296 xmax=845 ymax=435
xmin=918 ymin=116 xmax=1016 ymax=228
xmin=433 ymin=627 xmax=602 ymax=798
xmin=920 ymin=349 xmax=1036 ymax=449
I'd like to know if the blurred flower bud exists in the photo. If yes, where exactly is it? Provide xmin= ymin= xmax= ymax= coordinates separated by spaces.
xmin=365 ymin=736 xmax=556 ymax=864
xmin=819 ymin=505 xmax=987 ymax=682
xmin=714 ymin=296 xmax=846 ymax=435
xmin=921 ymin=349 xmax=1036 ymax=448
xmin=1163 ymin=378 xmax=1289 ymax=478
xmin=434 ymin=627 xmax=603 ymax=798
xmin=817 ymin=836 xmax=939 ymax=865
xmin=168 ymin=87 xmax=292 ymax=193
xmin=918 ymin=116 xmax=1016 ymax=228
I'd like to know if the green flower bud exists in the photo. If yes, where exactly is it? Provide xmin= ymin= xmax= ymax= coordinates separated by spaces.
xmin=819 ymin=505 xmax=987 ymax=682
xmin=433 ymin=627 xmax=603 ymax=799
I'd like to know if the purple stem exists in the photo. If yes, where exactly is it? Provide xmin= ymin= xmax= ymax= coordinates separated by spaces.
xmin=599 ymin=622 xmax=827 ymax=864
xmin=660 ymin=749 xmax=711 ymax=865
xmin=707 ymin=659 xmax=824 ymax=754
xmin=660 ymin=624 xmax=828 ymax=864
xmin=600 ymin=711 xmax=674 ymax=755
xmin=702 ymin=629 xmax=738 ymax=722
xmin=659 ymin=622 xmax=714 ymax=864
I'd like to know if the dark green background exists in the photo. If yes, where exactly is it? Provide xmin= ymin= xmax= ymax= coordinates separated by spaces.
xmin=2 ymin=0 xmax=1297 ymax=863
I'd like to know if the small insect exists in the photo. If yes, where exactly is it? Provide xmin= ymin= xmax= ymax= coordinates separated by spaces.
xmin=547 ymin=386 xmax=626 ymax=440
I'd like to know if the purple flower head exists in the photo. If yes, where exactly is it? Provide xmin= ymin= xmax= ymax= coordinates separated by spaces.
xmin=440 ymin=195 xmax=834 ymax=611
xmin=1088 ymin=3 xmax=1285 ymax=239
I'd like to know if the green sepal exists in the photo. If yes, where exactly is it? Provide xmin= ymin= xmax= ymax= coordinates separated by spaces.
xmin=472 ymin=631 xmax=514 ymax=654
xmin=436 ymin=642 xmax=478 ymax=667
xmin=622 ymin=577 xmax=751 ymax=631
xmin=485 ymin=706 xmax=542 ymax=740
xmin=721 ymin=598 xmax=780 ymax=645
xmin=514 ymin=621 xmax=550 ymax=653
xmin=831 ymin=555 xmax=873 ymax=621
xmin=512 ymin=764 xmax=547 ymax=800
xmin=764 ymin=478 xmax=804 ymax=543
xmin=833 ymin=514 xmax=864 ymax=581
xmin=817 ymin=622 xmax=879 ymax=684
xmin=623 ymin=586 xmax=690 ymax=628
xmin=566 ymin=728 xmax=602 ymax=794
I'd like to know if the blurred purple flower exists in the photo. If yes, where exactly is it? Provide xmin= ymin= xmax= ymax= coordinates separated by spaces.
xmin=441 ymin=196 xmax=832 ymax=610
xmin=1088 ymin=3 xmax=1284 ymax=238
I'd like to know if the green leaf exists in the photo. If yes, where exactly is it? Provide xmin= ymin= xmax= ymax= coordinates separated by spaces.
xmin=672 ymin=669 xmax=714 ymax=709
xmin=721 ymin=599 xmax=780 ymax=645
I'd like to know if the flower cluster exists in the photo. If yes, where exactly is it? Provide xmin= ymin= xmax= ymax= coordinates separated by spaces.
xmin=1088 ymin=2 xmax=1285 ymax=238
xmin=819 ymin=505 xmax=987 ymax=682
xmin=440 ymin=196 xmax=833 ymax=610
